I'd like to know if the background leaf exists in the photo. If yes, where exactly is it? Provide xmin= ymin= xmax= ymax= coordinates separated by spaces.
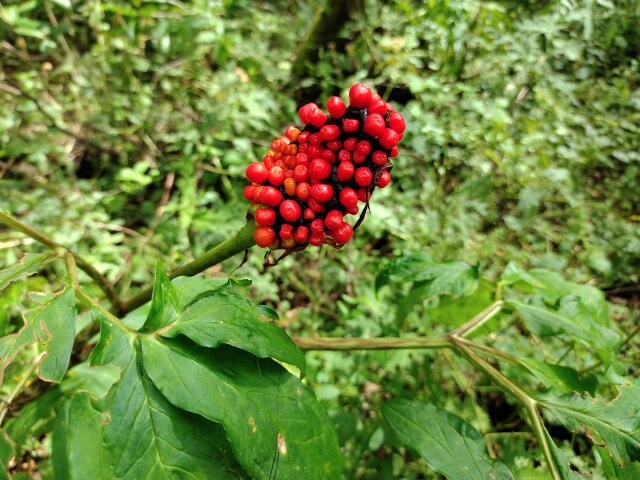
xmin=382 ymin=399 xmax=513 ymax=480
xmin=0 ymin=252 xmax=57 ymax=291
xmin=538 ymin=382 xmax=640 ymax=466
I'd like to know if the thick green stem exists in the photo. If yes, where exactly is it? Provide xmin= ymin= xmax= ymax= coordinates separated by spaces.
xmin=293 ymin=335 xmax=452 ymax=351
xmin=0 ymin=210 xmax=124 ymax=311
xmin=451 ymin=337 xmax=562 ymax=480
xmin=120 ymin=222 xmax=256 ymax=314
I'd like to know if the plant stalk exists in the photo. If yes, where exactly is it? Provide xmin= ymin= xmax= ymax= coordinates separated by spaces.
xmin=120 ymin=222 xmax=256 ymax=314
xmin=451 ymin=337 xmax=562 ymax=480
xmin=293 ymin=335 xmax=452 ymax=350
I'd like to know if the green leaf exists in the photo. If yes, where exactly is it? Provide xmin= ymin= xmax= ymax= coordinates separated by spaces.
xmin=597 ymin=446 xmax=640 ymax=479
xmin=517 ymin=357 xmax=597 ymax=395
xmin=171 ymin=275 xmax=251 ymax=311
xmin=0 ymin=287 xmax=76 ymax=384
xmin=54 ymin=321 xmax=246 ymax=479
xmin=538 ymin=382 xmax=640 ymax=466
xmin=508 ymin=299 xmax=620 ymax=367
xmin=382 ymin=399 xmax=513 ymax=480
xmin=502 ymin=264 xmax=609 ymax=325
xmin=542 ymin=429 xmax=587 ymax=480
xmin=0 ymin=252 xmax=57 ymax=291
xmin=158 ymin=293 xmax=306 ymax=375
xmin=0 ymin=430 xmax=13 ymax=480
xmin=377 ymin=252 xmax=478 ymax=299
xmin=5 ymin=363 xmax=119 ymax=458
xmin=140 ymin=337 xmax=342 ymax=480
xmin=141 ymin=261 xmax=179 ymax=332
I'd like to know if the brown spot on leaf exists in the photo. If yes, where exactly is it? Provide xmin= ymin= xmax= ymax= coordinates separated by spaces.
xmin=277 ymin=433 xmax=288 ymax=455
xmin=248 ymin=416 xmax=257 ymax=433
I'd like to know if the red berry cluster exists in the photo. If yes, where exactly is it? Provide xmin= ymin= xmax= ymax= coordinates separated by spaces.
xmin=244 ymin=83 xmax=406 ymax=249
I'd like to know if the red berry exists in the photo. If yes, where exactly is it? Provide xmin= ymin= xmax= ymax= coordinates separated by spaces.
xmin=310 ymin=184 xmax=334 ymax=203
xmin=389 ymin=112 xmax=406 ymax=133
xmin=246 ymin=162 xmax=268 ymax=184
xmin=355 ymin=167 xmax=372 ymax=187
xmin=298 ymin=131 xmax=309 ymax=144
xmin=356 ymin=140 xmax=371 ymax=156
xmin=357 ymin=188 xmax=371 ymax=203
xmin=310 ymin=218 xmax=325 ymax=234
xmin=258 ymin=186 xmax=283 ymax=207
xmin=303 ymin=208 xmax=315 ymax=220
xmin=243 ymin=185 xmax=256 ymax=201
xmin=309 ymin=159 xmax=331 ymax=180
xmin=363 ymin=113 xmax=386 ymax=137
xmin=390 ymin=147 xmax=399 ymax=158
xmin=308 ymin=232 xmax=325 ymax=246
xmin=280 ymin=224 xmax=294 ymax=240
xmin=332 ymin=222 xmax=353 ymax=244
xmin=338 ymin=149 xmax=352 ymax=162
xmin=298 ymin=103 xmax=317 ymax=124
xmin=325 ymin=210 xmax=344 ymax=230
xmin=372 ymin=150 xmax=388 ymax=165
xmin=295 ymin=152 xmax=310 ymax=167
xmin=284 ymin=177 xmax=297 ymax=196
xmin=352 ymin=151 xmax=366 ymax=163
xmin=339 ymin=188 xmax=358 ymax=208
xmin=294 ymin=225 xmax=310 ymax=243
xmin=296 ymin=182 xmax=311 ymax=201
xmin=337 ymin=162 xmax=355 ymax=181
xmin=347 ymin=206 xmax=359 ymax=215
xmin=308 ymin=198 xmax=325 ymax=213
xmin=326 ymin=140 xmax=342 ymax=151
xmin=307 ymin=145 xmax=324 ymax=159
xmin=293 ymin=165 xmax=309 ymax=183
xmin=307 ymin=107 xmax=328 ymax=128
xmin=308 ymin=133 xmax=322 ymax=146
xmin=255 ymin=208 xmax=276 ymax=226
xmin=368 ymin=99 xmax=388 ymax=116
xmin=377 ymin=171 xmax=391 ymax=188
xmin=344 ymin=138 xmax=357 ymax=152
xmin=285 ymin=126 xmax=300 ymax=141
xmin=254 ymin=226 xmax=276 ymax=247
xmin=322 ymin=149 xmax=337 ymax=163
xmin=280 ymin=199 xmax=302 ymax=222
xmin=342 ymin=118 xmax=359 ymax=132
xmin=349 ymin=83 xmax=372 ymax=108
xmin=268 ymin=166 xmax=285 ymax=186
xmin=326 ymin=96 xmax=347 ymax=118
xmin=379 ymin=128 xmax=400 ymax=149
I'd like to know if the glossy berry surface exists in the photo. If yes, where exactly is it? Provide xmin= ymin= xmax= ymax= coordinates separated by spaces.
xmin=244 ymin=83 xmax=405 ymax=249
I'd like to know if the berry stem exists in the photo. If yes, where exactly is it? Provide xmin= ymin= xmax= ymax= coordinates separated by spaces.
xmin=293 ymin=336 xmax=453 ymax=350
xmin=120 ymin=222 xmax=256 ymax=314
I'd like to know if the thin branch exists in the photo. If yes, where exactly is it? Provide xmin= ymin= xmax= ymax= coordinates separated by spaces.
xmin=452 ymin=300 xmax=504 ymax=338
xmin=293 ymin=335 xmax=452 ymax=351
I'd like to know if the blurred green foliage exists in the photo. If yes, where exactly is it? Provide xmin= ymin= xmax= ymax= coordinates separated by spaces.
xmin=1 ymin=0 xmax=639 ymax=478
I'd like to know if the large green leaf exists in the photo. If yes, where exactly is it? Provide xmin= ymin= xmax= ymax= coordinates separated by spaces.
xmin=0 ymin=252 xmax=57 ymax=291
xmin=382 ymin=399 xmax=513 ymax=480
xmin=159 ymin=295 xmax=305 ymax=374
xmin=0 ymin=287 xmax=76 ymax=384
xmin=53 ymin=321 xmax=246 ymax=479
xmin=140 ymin=337 xmax=342 ymax=480
xmin=509 ymin=299 xmax=620 ymax=367
xmin=541 ymin=429 xmax=587 ymax=480
xmin=538 ymin=382 xmax=640 ymax=467
xmin=140 ymin=263 xmax=304 ymax=373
